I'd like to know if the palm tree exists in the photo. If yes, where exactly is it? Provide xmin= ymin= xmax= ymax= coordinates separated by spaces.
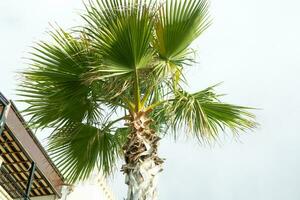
xmin=18 ymin=0 xmax=257 ymax=199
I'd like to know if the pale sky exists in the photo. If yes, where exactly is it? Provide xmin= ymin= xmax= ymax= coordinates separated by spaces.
xmin=1 ymin=0 xmax=300 ymax=199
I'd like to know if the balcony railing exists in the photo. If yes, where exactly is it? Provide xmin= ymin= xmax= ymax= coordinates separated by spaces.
xmin=0 ymin=163 xmax=32 ymax=200
xmin=0 ymin=92 xmax=63 ymax=200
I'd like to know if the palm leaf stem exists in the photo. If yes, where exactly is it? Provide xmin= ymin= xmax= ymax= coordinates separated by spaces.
xmin=134 ymin=68 xmax=141 ymax=112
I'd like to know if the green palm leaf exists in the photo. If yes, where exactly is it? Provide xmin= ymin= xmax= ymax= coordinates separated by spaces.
xmin=83 ymin=0 xmax=156 ymax=73
xmin=154 ymin=0 xmax=210 ymax=64
xmin=156 ymin=85 xmax=257 ymax=141
xmin=152 ymin=0 xmax=210 ymax=91
xmin=48 ymin=121 xmax=127 ymax=183
xmin=18 ymin=29 xmax=103 ymax=128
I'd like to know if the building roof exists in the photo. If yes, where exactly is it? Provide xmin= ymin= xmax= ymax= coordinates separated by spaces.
xmin=0 ymin=92 xmax=64 ymax=199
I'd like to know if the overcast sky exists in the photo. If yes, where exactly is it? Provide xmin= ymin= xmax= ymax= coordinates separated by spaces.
xmin=1 ymin=0 xmax=300 ymax=199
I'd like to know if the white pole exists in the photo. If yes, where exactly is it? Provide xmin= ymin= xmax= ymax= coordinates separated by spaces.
xmin=0 ymin=156 xmax=3 ymax=167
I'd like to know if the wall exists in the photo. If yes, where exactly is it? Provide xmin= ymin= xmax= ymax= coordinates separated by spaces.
xmin=30 ymin=196 xmax=57 ymax=200
xmin=60 ymin=173 xmax=115 ymax=200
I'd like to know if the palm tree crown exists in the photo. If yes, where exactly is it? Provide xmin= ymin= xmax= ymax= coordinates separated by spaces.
xmin=18 ymin=0 xmax=257 ymax=187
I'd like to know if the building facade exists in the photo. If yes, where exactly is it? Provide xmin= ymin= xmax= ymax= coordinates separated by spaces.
xmin=0 ymin=93 xmax=114 ymax=200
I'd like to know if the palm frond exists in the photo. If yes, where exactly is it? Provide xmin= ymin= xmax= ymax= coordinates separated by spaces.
xmin=48 ymin=121 xmax=128 ymax=183
xmin=18 ymin=28 xmax=104 ymax=128
xmin=154 ymin=0 xmax=210 ymax=64
xmin=82 ymin=0 xmax=156 ymax=75
xmin=156 ymin=85 xmax=257 ymax=141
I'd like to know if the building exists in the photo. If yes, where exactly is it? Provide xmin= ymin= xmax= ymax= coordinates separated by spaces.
xmin=0 ymin=92 xmax=115 ymax=200
xmin=63 ymin=173 xmax=115 ymax=200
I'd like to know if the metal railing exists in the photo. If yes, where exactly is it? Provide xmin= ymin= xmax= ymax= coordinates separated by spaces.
xmin=0 ymin=161 xmax=35 ymax=200
xmin=0 ymin=164 xmax=26 ymax=199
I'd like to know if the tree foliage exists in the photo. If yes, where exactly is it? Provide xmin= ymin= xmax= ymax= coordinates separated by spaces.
xmin=18 ymin=0 xmax=257 ymax=183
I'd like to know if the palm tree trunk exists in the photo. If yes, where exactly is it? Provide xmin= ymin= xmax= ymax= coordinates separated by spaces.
xmin=122 ymin=111 xmax=163 ymax=200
